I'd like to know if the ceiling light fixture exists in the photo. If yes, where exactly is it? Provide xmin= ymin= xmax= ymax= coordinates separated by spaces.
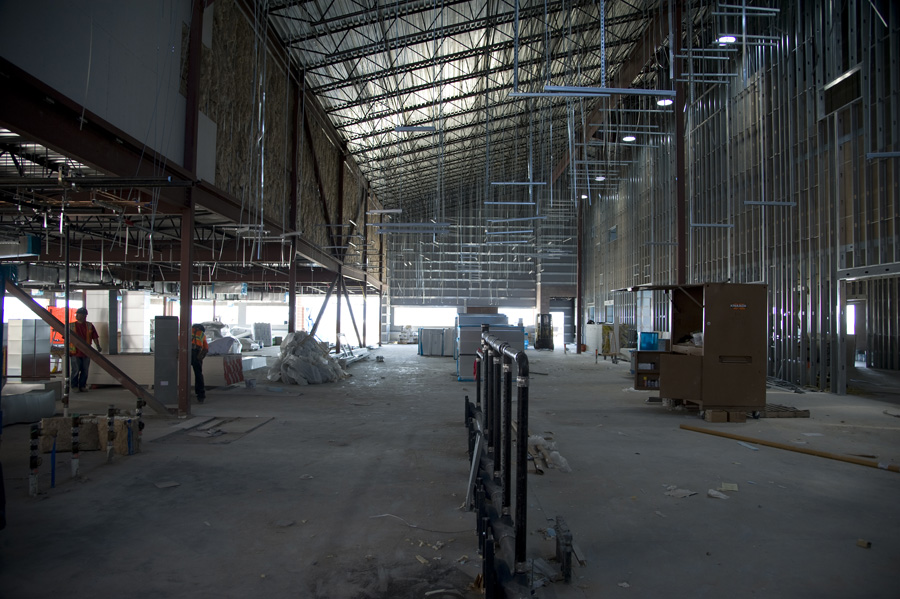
xmin=544 ymin=85 xmax=675 ymax=98
xmin=717 ymin=35 xmax=737 ymax=44
xmin=394 ymin=126 xmax=436 ymax=132
xmin=490 ymin=181 xmax=547 ymax=186
xmin=656 ymin=98 xmax=674 ymax=106
xmin=622 ymin=135 xmax=637 ymax=142
xmin=595 ymin=176 xmax=606 ymax=181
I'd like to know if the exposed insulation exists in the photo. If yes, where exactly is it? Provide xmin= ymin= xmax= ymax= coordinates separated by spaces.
xmin=202 ymin=0 xmax=288 ymax=226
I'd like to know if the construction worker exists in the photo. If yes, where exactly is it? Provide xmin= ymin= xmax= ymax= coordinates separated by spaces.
xmin=191 ymin=323 xmax=209 ymax=403
xmin=69 ymin=307 xmax=102 ymax=392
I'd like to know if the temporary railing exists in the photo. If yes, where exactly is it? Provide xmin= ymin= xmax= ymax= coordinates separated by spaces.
xmin=465 ymin=324 xmax=533 ymax=597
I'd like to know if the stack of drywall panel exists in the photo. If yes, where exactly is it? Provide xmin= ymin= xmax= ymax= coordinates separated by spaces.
xmin=253 ymin=322 xmax=272 ymax=346
xmin=121 ymin=291 xmax=151 ymax=352
xmin=418 ymin=328 xmax=455 ymax=356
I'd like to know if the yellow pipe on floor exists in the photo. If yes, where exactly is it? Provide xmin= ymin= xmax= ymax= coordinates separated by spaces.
xmin=680 ymin=424 xmax=900 ymax=474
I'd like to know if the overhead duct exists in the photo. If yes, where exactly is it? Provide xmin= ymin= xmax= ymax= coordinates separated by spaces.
xmin=213 ymin=282 xmax=248 ymax=296
xmin=17 ymin=264 xmax=112 ymax=286
xmin=0 ymin=235 xmax=40 ymax=259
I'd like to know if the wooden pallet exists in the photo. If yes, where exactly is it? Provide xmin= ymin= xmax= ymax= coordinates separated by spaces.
xmin=761 ymin=403 xmax=810 ymax=418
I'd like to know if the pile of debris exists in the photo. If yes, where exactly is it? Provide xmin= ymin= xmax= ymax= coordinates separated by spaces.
xmin=267 ymin=331 xmax=348 ymax=385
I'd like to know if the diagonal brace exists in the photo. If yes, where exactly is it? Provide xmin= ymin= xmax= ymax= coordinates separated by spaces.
xmin=4 ymin=280 xmax=172 ymax=416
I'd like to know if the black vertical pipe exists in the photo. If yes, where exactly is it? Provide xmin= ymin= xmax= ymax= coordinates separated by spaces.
xmin=513 ymin=351 xmax=529 ymax=567
xmin=474 ymin=350 xmax=482 ymax=409
xmin=501 ymin=354 xmax=513 ymax=512
xmin=480 ymin=324 xmax=489 ymax=430
xmin=476 ymin=483 xmax=485 ymax=554
xmin=486 ymin=346 xmax=494 ymax=453
xmin=491 ymin=352 xmax=501 ymax=478
xmin=481 ymin=343 xmax=494 ymax=456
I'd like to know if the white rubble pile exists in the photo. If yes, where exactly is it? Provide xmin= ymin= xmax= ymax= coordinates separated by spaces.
xmin=267 ymin=331 xmax=348 ymax=385
xmin=208 ymin=336 xmax=242 ymax=355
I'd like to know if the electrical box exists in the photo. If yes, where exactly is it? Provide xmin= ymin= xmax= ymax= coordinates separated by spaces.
xmin=153 ymin=316 xmax=179 ymax=405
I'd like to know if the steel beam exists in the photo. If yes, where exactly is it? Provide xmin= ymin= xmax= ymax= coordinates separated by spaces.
xmin=0 ymin=58 xmax=190 ymax=212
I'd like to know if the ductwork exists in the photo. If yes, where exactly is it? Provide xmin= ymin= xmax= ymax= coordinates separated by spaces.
xmin=17 ymin=263 xmax=113 ymax=286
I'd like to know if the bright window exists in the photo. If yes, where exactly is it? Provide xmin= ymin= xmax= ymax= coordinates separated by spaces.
xmin=393 ymin=306 xmax=458 ymax=328
xmin=846 ymin=304 xmax=856 ymax=335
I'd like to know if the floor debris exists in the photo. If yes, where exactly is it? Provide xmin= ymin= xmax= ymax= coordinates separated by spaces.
xmin=707 ymin=489 xmax=730 ymax=499
xmin=664 ymin=485 xmax=697 ymax=498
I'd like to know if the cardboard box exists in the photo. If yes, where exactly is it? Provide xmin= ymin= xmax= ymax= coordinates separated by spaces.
xmin=704 ymin=410 xmax=728 ymax=423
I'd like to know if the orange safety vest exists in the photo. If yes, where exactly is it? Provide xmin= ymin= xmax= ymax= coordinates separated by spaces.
xmin=192 ymin=328 xmax=208 ymax=352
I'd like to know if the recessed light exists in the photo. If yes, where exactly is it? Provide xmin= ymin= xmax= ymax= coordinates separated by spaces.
xmin=657 ymin=98 xmax=674 ymax=106
xmin=622 ymin=135 xmax=636 ymax=142
xmin=595 ymin=176 xmax=606 ymax=181
xmin=581 ymin=194 xmax=588 ymax=199
xmin=718 ymin=35 xmax=737 ymax=44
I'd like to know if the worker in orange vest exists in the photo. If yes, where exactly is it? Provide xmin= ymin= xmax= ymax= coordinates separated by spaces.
xmin=69 ymin=307 xmax=102 ymax=392
xmin=191 ymin=323 xmax=209 ymax=403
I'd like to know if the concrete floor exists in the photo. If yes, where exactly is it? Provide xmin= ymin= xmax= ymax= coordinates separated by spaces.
xmin=1 ymin=344 xmax=898 ymax=598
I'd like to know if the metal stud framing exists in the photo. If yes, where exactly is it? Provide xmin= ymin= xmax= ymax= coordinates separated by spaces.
xmin=584 ymin=1 xmax=900 ymax=391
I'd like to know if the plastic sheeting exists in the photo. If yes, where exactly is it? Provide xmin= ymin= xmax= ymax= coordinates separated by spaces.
xmin=208 ymin=336 xmax=242 ymax=355
xmin=267 ymin=331 xmax=347 ymax=385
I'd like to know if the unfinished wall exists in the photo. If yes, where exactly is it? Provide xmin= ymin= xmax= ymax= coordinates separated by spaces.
xmin=583 ymin=1 xmax=900 ymax=390
xmin=203 ymin=0 xmax=289 ymax=226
